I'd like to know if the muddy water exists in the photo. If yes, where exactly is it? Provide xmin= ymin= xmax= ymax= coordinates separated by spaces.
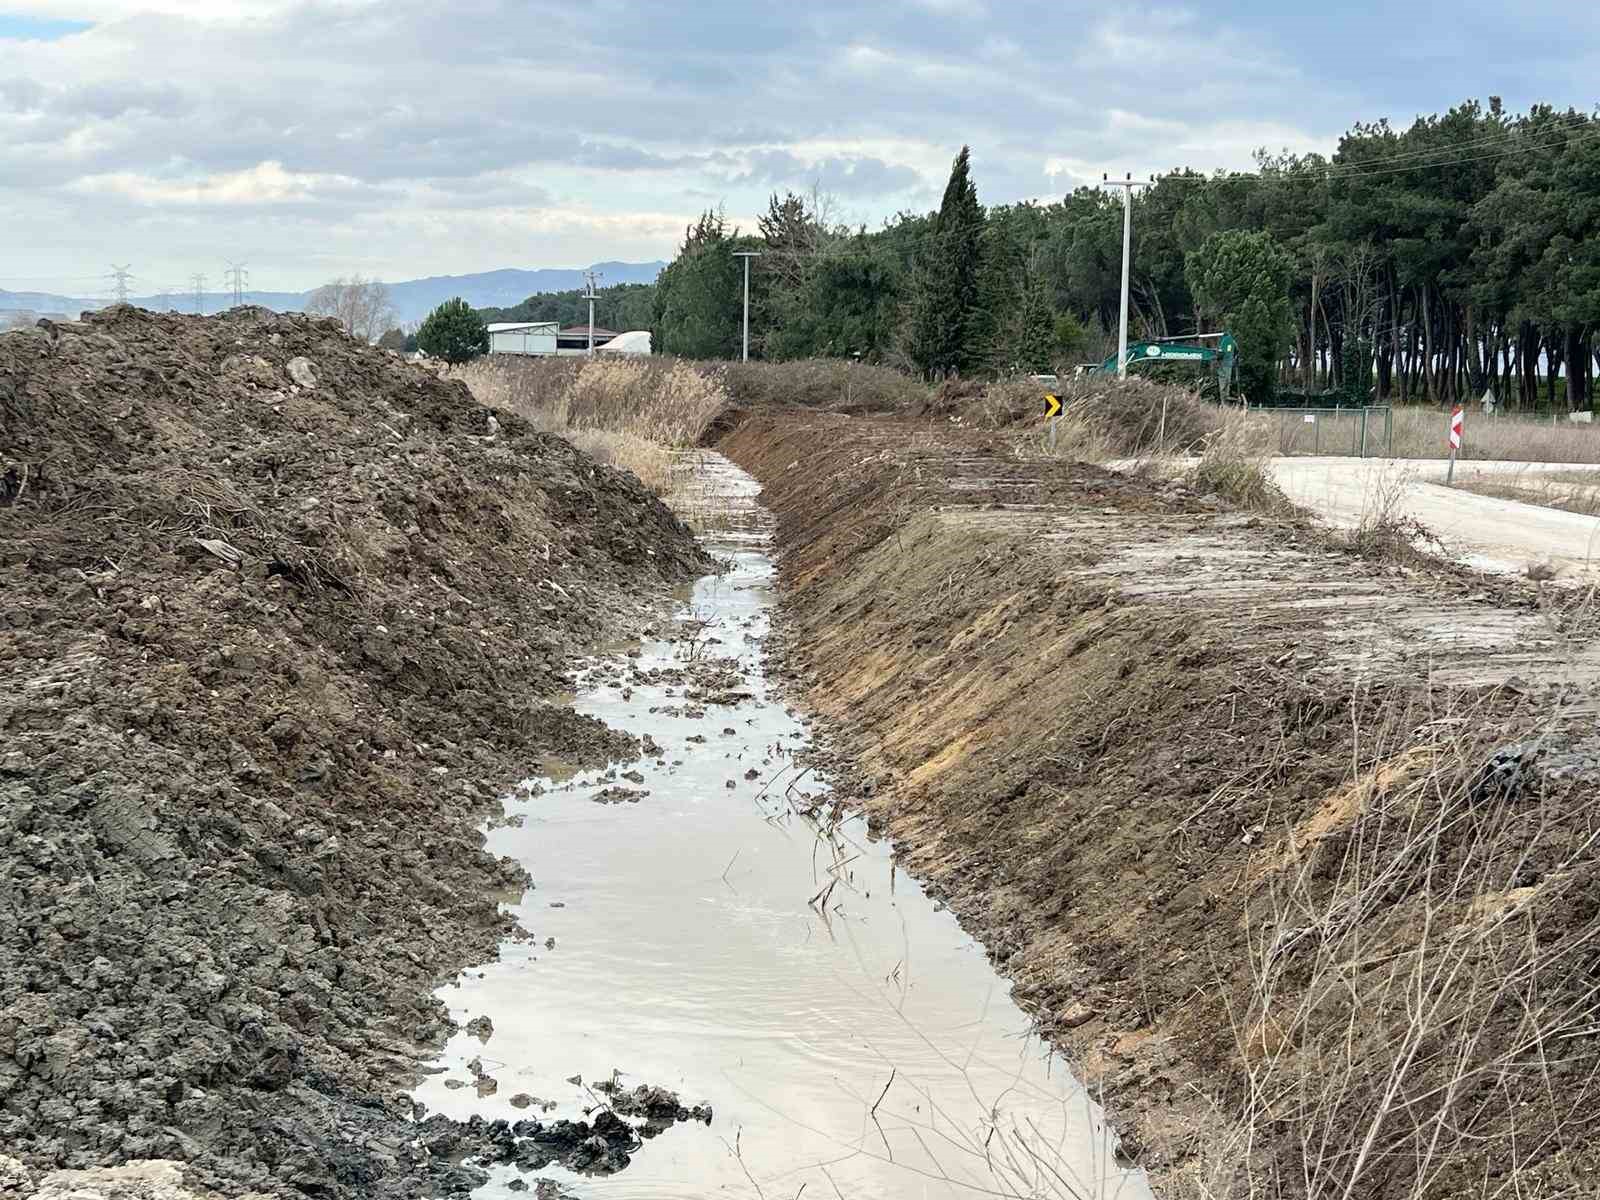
xmin=415 ymin=453 xmax=1151 ymax=1200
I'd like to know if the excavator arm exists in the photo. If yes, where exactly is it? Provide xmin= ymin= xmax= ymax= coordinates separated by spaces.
xmin=1084 ymin=333 xmax=1237 ymax=394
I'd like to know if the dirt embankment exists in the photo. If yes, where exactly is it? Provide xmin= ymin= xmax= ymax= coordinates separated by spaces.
xmin=720 ymin=409 xmax=1600 ymax=1199
xmin=0 ymin=308 xmax=709 ymax=1197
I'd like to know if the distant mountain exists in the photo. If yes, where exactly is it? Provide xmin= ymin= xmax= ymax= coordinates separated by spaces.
xmin=0 ymin=261 xmax=665 ymax=328
xmin=383 ymin=263 xmax=664 ymax=322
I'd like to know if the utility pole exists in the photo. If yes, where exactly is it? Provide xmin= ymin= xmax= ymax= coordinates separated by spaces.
xmin=733 ymin=251 xmax=761 ymax=362
xmin=107 ymin=264 xmax=133 ymax=304
xmin=1101 ymin=174 xmax=1151 ymax=379
xmin=582 ymin=270 xmax=601 ymax=356
xmin=191 ymin=274 xmax=207 ymax=315
xmin=223 ymin=262 xmax=248 ymax=308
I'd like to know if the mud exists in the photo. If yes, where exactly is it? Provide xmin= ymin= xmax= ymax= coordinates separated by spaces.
xmin=719 ymin=409 xmax=1600 ymax=1199
xmin=0 ymin=308 xmax=709 ymax=1196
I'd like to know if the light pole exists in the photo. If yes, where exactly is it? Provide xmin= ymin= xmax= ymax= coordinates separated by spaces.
xmin=733 ymin=251 xmax=761 ymax=362
xmin=582 ymin=270 xmax=601 ymax=356
xmin=1102 ymin=174 xmax=1150 ymax=379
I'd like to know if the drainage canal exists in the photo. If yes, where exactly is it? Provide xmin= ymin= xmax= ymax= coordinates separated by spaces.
xmin=414 ymin=452 xmax=1151 ymax=1200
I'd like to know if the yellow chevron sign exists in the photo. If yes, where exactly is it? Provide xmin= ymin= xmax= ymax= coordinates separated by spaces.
xmin=1043 ymin=393 xmax=1062 ymax=419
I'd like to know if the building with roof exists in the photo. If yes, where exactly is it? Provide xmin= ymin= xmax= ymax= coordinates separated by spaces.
xmin=487 ymin=321 xmax=558 ymax=355
xmin=556 ymin=325 xmax=618 ymax=353
xmin=488 ymin=321 xmax=633 ymax=357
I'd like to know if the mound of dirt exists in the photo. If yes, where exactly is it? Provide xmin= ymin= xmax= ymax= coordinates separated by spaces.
xmin=0 ymin=307 xmax=710 ymax=1196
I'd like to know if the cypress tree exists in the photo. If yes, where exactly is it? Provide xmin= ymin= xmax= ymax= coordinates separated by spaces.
xmin=904 ymin=146 xmax=984 ymax=377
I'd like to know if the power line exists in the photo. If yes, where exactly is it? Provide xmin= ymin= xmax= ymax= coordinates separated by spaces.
xmin=223 ymin=262 xmax=248 ymax=308
xmin=1306 ymin=110 xmax=1596 ymax=170
xmin=191 ymin=274 xmax=207 ymax=316
xmin=107 ymin=264 xmax=133 ymax=304
xmin=1156 ymin=121 xmax=1600 ymax=190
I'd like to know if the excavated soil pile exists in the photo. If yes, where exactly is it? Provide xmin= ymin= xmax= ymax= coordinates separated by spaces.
xmin=0 ymin=307 xmax=708 ymax=1196
xmin=721 ymin=409 xmax=1600 ymax=1200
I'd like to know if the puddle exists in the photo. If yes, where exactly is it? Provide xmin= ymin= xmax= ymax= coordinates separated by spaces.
xmin=414 ymin=452 xmax=1151 ymax=1200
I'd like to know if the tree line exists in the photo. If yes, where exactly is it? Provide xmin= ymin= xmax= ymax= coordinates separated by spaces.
xmin=477 ymin=283 xmax=656 ymax=333
xmin=641 ymin=98 xmax=1600 ymax=411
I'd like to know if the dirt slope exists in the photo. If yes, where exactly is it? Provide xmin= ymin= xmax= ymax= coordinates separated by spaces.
xmin=721 ymin=409 xmax=1600 ymax=1199
xmin=0 ymin=308 xmax=708 ymax=1196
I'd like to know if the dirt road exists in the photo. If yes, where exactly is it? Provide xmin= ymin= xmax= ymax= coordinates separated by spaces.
xmin=1267 ymin=457 xmax=1600 ymax=578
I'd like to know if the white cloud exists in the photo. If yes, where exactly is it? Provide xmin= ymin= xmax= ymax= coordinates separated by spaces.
xmin=0 ymin=0 xmax=1462 ymax=292
xmin=2 ymin=0 xmax=361 ymax=21
xmin=70 ymin=161 xmax=358 ymax=206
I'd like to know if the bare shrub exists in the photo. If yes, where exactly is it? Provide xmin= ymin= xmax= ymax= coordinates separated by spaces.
xmin=1337 ymin=463 xmax=1445 ymax=562
xmin=1017 ymin=378 xmax=1222 ymax=461
xmin=1185 ymin=695 xmax=1600 ymax=1200
xmin=1187 ymin=412 xmax=1291 ymax=512
xmin=1093 ymin=382 xmax=1221 ymax=457
xmin=304 ymin=276 xmax=394 ymax=344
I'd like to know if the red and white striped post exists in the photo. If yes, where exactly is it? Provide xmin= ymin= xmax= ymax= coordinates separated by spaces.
xmin=1446 ymin=404 xmax=1464 ymax=482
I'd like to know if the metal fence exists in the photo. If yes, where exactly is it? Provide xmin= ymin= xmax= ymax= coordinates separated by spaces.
xmin=1264 ymin=405 xmax=1393 ymax=457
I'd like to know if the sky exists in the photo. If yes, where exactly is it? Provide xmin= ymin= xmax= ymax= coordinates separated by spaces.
xmin=1 ymin=0 xmax=1597 ymax=297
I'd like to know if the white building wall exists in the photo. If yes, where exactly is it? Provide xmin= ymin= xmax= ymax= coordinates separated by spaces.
xmin=488 ymin=324 xmax=558 ymax=355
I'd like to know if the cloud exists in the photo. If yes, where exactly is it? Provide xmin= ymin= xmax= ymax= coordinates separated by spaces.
xmin=70 ymin=161 xmax=363 ymax=207
xmin=3 ymin=0 xmax=1586 ymax=291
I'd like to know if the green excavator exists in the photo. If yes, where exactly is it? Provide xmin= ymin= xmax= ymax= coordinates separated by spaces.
xmin=1081 ymin=332 xmax=1237 ymax=396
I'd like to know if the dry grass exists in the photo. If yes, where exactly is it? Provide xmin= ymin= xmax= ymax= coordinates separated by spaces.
xmin=1223 ymin=406 xmax=1600 ymax=464
xmin=1451 ymin=469 xmax=1600 ymax=517
xmin=1334 ymin=462 xmax=1446 ymax=563
xmin=1187 ymin=410 xmax=1293 ymax=514
xmin=450 ymin=357 xmax=731 ymax=495
xmin=1020 ymin=378 xmax=1223 ymax=463
xmin=1394 ymin=408 xmax=1600 ymax=463
xmin=722 ymin=358 xmax=926 ymax=413
xmin=563 ymin=428 xmax=674 ymax=494
xmin=1182 ymin=692 xmax=1600 ymax=1200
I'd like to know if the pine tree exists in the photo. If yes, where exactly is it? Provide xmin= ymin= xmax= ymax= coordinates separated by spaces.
xmin=416 ymin=298 xmax=488 ymax=365
xmin=904 ymin=146 xmax=984 ymax=377
xmin=652 ymin=211 xmax=742 ymax=358
xmin=1018 ymin=276 xmax=1055 ymax=373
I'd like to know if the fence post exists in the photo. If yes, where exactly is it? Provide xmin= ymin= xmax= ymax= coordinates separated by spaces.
xmin=1314 ymin=413 xmax=1320 ymax=455
xmin=1359 ymin=407 xmax=1369 ymax=457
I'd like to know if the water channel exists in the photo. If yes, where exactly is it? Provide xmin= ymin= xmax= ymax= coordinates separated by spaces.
xmin=413 ymin=453 xmax=1152 ymax=1200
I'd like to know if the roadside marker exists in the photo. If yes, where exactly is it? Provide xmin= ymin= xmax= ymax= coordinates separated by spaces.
xmin=1043 ymin=393 xmax=1063 ymax=452
xmin=1446 ymin=404 xmax=1464 ymax=483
